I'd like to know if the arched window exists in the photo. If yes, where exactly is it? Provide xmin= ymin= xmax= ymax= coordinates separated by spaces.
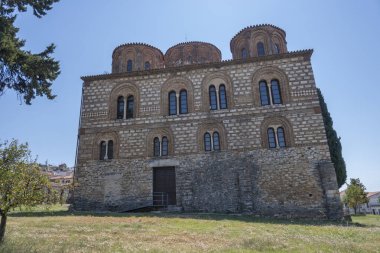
xmin=168 ymin=91 xmax=177 ymax=115
xmin=209 ymin=85 xmax=217 ymax=110
xmin=277 ymin=127 xmax=286 ymax=148
xmin=144 ymin=61 xmax=151 ymax=70
xmin=162 ymin=137 xmax=168 ymax=156
xmin=108 ymin=140 xmax=114 ymax=159
xmin=179 ymin=89 xmax=188 ymax=114
xmin=259 ymin=81 xmax=270 ymax=106
xmin=100 ymin=141 xmax=107 ymax=160
xmin=204 ymin=133 xmax=212 ymax=151
xmin=213 ymin=132 xmax=220 ymax=151
xmin=126 ymin=95 xmax=134 ymax=119
xmin=117 ymin=96 xmax=124 ymax=119
xmin=241 ymin=48 xmax=248 ymax=59
xmin=273 ymin=43 xmax=280 ymax=54
xmin=154 ymin=137 xmax=160 ymax=157
xmin=271 ymin=80 xmax=282 ymax=104
xmin=127 ymin=59 xmax=133 ymax=72
xmin=257 ymin=42 xmax=265 ymax=56
xmin=219 ymin=84 xmax=227 ymax=109
xmin=267 ymin=128 xmax=276 ymax=148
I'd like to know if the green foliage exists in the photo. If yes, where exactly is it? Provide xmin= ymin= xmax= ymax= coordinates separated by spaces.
xmin=317 ymin=88 xmax=347 ymax=187
xmin=0 ymin=139 xmax=57 ymax=242
xmin=0 ymin=0 xmax=60 ymax=104
xmin=343 ymin=178 xmax=369 ymax=214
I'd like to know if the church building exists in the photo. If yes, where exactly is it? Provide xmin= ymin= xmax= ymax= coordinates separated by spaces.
xmin=73 ymin=24 xmax=342 ymax=219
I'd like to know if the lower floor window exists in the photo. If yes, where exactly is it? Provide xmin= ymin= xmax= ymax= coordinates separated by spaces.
xmin=267 ymin=126 xmax=286 ymax=148
xmin=100 ymin=140 xmax=114 ymax=160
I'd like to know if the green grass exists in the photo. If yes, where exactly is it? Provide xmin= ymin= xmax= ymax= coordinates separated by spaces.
xmin=0 ymin=205 xmax=379 ymax=253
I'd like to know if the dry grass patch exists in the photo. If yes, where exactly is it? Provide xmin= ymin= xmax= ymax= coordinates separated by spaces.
xmin=0 ymin=206 xmax=379 ymax=252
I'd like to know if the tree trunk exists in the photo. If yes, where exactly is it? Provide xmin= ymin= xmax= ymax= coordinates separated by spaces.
xmin=0 ymin=212 xmax=7 ymax=243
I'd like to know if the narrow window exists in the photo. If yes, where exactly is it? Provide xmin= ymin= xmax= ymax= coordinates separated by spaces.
xmin=179 ymin=89 xmax=188 ymax=114
xmin=271 ymin=79 xmax=282 ymax=104
xmin=144 ymin=61 xmax=151 ymax=70
xmin=169 ymin=91 xmax=177 ymax=115
xmin=267 ymin=128 xmax=276 ymax=148
xmin=108 ymin=140 xmax=114 ymax=159
xmin=257 ymin=42 xmax=265 ymax=56
xmin=209 ymin=85 xmax=217 ymax=110
xmin=126 ymin=95 xmax=134 ymax=119
xmin=162 ymin=137 xmax=168 ymax=156
xmin=204 ymin=133 xmax=211 ymax=151
xmin=241 ymin=48 xmax=248 ymax=59
xmin=213 ymin=132 xmax=220 ymax=151
xmin=117 ymin=96 xmax=124 ymax=119
xmin=259 ymin=81 xmax=270 ymax=106
xmin=277 ymin=127 xmax=286 ymax=148
xmin=100 ymin=141 xmax=106 ymax=160
xmin=274 ymin=43 xmax=280 ymax=54
xmin=154 ymin=137 xmax=160 ymax=157
xmin=127 ymin=59 xmax=133 ymax=72
xmin=219 ymin=84 xmax=227 ymax=109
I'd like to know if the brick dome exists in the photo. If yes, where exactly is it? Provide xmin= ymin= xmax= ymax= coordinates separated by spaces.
xmin=164 ymin=41 xmax=221 ymax=67
xmin=230 ymin=24 xmax=287 ymax=60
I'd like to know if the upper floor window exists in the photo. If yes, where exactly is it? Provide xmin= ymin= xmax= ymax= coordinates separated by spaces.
xmin=144 ymin=61 xmax=151 ymax=70
xmin=241 ymin=48 xmax=248 ymax=59
xmin=267 ymin=126 xmax=286 ymax=149
xmin=257 ymin=42 xmax=265 ymax=56
xmin=259 ymin=79 xmax=283 ymax=106
xmin=153 ymin=136 xmax=169 ymax=157
xmin=126 ymin=95 xmax=134 ymax=119
xmin=117 ymin=96 xmax=124 ymax=119
xmin=168 ymin=91 xmax=177 ymax=115
xmin=127 ymin=60 xmax=133 ymax=72
xmin=273 ymin=43 xmax=280 ymax=54
xmin=209 ymin=85 xmax=217 ymax=110
xmin=99 ymin=140 xmax=114 ymax=160
xmin=270 ymin=80 xmax=282 ymax=104
xmin=179 ymin=89 xmax=188 ymax=114
xmin=259 ymin=81 xmax=270 ymax=106
xmin=219 ymin=85 xmax=227 ymax=109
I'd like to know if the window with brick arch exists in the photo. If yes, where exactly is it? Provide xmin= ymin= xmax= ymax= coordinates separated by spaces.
xmin=126 ymin=95 xmax=134 ymax=119
xmin=153 ymin=137 xmax=160 ymax=157
xmin=161 ymin=137 xmax=168 ymax=156
xmin=277 ymin=127 xmax=286 ymax=148
xmin=259 ymin=81 xmax=270 ymax=106
xmin=213 ymin=132 xmax=220 ymax=151
xmin=99 ymin=140 xmax=114 ymax=160
xmin=257 ymin=42 xmax=265 ymax=56
xmin=267 ymin=126 xmax=286 ymax=149
xmin=241 ymin=48 xmax=248 ymax=59
xmin=168 ymin=91 xmax=177 ymax=115
xmin=271 ymin=79 xmax=282 ymax=104
xmin=179 ymin=89 xmax=188 ymax=114
xmin=219 ymin=85 xmax=227 ymax=109
xmin=117 ymin=96 xmax=124 ymax=119
xmin=209 ymin=85 xmax=217 ymax=110
xmin=108 ymin=140 xmax=114 ymax=159
xmin=100 ymin=141 xmax=107 ymax=160
xmin=204 ymin=132 xmax=212 ymax=151
xmin=144 ymin=61 xmax=150 ymax=70
xmin=127 ymin=59 xmax=133 ymax=72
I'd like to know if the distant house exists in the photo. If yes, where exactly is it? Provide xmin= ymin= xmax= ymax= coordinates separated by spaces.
xmin=340 ymin=191 xmax=380 ymax=215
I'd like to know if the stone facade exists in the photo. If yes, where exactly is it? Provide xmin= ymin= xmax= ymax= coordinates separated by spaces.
xmin=73 ymin=24 xmax=343 ymax=219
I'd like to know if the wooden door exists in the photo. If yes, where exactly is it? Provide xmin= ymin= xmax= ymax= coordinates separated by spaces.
xmin=153 ymin=167 xmax=176 ymax=205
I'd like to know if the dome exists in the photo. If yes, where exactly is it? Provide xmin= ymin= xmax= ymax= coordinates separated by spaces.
xmin=230 ymin=24 xmax=287 ymax=60
xmin=164 ymin=41 xmax=221 ymax=67
xmin=112 ymin=43 xmax=164 ymax=73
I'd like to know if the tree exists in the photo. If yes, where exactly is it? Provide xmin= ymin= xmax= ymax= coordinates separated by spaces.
xmin=0 ymin=140 xmax=56 ymax=242
xmin=343 ymin=178 xmax=369 ymax=215
xmin=317 ymin=88 xmax=347 ymax=187
xmin=0 ymin=0 xmax=60 ymax=105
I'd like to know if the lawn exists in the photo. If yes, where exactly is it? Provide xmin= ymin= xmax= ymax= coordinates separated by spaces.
xmin=0 ymin=205 xmax=379 ymax=253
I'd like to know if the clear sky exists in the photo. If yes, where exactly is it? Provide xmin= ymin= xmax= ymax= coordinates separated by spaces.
xmin=0 ymin=0 xmax=379 ymax=191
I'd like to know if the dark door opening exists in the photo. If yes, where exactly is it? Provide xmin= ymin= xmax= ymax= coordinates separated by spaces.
xmin=153 ymin=167 xmax=176 ymax=206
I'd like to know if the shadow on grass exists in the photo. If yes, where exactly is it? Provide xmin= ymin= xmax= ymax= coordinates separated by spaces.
xmin=8 ymin=208 xmax=368 ymax=228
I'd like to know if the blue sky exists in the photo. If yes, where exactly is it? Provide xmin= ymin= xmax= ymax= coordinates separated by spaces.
xmin=0 ymin=0 xmax=379 ymax=191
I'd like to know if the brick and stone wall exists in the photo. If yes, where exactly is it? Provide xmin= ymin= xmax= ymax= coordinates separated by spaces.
xmin=73 ymin=31 xmax=342 ymax=219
